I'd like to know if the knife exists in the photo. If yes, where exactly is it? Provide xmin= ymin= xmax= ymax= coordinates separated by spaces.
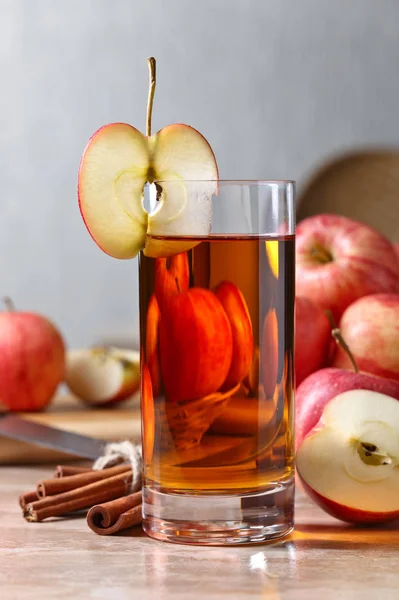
xmin=0 ymin=413 xmax=107 ymax=460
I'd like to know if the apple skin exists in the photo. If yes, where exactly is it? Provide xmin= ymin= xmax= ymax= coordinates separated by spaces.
xmin=159 ymin=288 xmax=233 ymax=403
xmin=296 ymin=214 xmax=399 ymax=320
xmin=295 ymin=296 xmax=331 ymax=386
xmin=141 ymin=363 xmax=155 ymax=464
xmin=145 ymin=294 xmax=162 ymax=397
xmin=394 ymin=242 xmax=399 ymax=260
xmin=332 ymin=294 xmax=399 ymax=381
xmin=296 ymin=367 xmax=399 ymax=449
xmin=261 ymin=309 xmax=279 ymax=399
xmin=298 ymin=475 xmax=399 ymax=524
xmin=155 ymin=252 xmax=189 ymax=311
xmin=0 ymin=312 xmax=65 ymax=411
xmin=214 ymin=281 xmax=253 ymax=390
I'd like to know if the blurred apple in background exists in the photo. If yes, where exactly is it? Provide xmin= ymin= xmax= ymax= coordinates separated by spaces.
xmin=295 ymin=296 xmax=331 ymax=386
xmin=297 ymin=389 xmax=399 ymax=524
xmin=0 ymin=299 xmax=65 ymax=411
xmin=65 ymin=347 xmax=140 ymax=406
xmin=394 ymin=242 xmax=399 ymax=262
xmin=332 ymin=293 xmax=399 ymax=382
xmin=296 ymin=367 xmax=399 ymax=450
xmin=296 ymin=214 xmax=399 ymax=320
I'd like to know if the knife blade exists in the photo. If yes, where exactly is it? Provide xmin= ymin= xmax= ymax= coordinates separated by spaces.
xmin=0 ymin=413 xmax=106 ymax=460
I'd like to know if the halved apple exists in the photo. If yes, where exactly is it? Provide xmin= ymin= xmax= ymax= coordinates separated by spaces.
xmin=78 ymin=122 xmax=218 ymax=259
xmin=296 ymin=389 xmax=399 ymax=523
xmin=65 ymin=347 xmax=140 ymax=406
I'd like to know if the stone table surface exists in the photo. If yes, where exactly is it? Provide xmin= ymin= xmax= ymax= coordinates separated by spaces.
xmin=1 ymin=465 xmax=398 ymax=600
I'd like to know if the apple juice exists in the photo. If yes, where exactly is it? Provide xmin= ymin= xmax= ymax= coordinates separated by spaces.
xmin=139 ymin=235 xmax=295 ymax=496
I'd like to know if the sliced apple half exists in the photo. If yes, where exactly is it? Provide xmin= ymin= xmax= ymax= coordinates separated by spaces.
xmin=296 ymin=389 xmax=399 ymax=523
xmin=65 ymin=347 xmax=140 ymax=406
xmin=78 ymin=123 xmax=218 ymax=259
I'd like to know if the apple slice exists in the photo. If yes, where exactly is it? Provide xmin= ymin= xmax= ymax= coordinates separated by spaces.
xmin=78 ymin=59 xmax=218 ymax=260
xmin=65 ymin=348 xmax=140 ymax=406
xmin=297 ymin=389 xmax=399 ymax=523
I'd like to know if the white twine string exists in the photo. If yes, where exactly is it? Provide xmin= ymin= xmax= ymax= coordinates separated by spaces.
xmin=93 ymin=441 xmax=142 ymax=493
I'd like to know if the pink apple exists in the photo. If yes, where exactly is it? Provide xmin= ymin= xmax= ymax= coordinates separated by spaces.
xmin=332 ymin=294 xmax=399 ymax=381
xmin=296 ymin=214 xmax=399 ymax=320
xmin=0 ymin=305 xmax=65 ymax=411
xmin=296 ymin=367 xmax=399 ymax=450
xmin=297 ymin=389 xmax=399 ymax=524
xmin=295 ymin=296 xmax=331 ymax=386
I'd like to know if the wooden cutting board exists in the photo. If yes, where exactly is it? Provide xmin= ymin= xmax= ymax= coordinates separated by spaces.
xmin=0 ymin=392 xmax=142 ymax=464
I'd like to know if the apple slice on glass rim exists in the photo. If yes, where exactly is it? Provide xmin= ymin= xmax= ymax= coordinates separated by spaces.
xmin=296 ymin=389 xmax=399 ymax=524
xmin=78 ymin=58 xmax=218 ymax=260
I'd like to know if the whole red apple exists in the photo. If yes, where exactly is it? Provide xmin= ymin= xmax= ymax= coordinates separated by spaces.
xmin=155 ymin=252 xmax=189 ymax=311
xmin=297 ymin=389 xmax=399 ymax=524
xmin=296 ymin=214 xmax=399 ymax=320
xmin=214 ymin=281 xmax=253 ymax=390
xmin=332 ymin=293 xmax=399 ymax=381
xmin=0 ymin=305 xmax=65 ymax=411
xmin=295 ymin=296 xmax=331 ymax=386
xmin=295 ymin=367 xmax=399 ymax=449
xmin=159 ymin=288 xmax=233 ymax=403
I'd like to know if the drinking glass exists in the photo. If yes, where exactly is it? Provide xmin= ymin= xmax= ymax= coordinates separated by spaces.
xmin=139 ymin=180 xmax=295 ymax=545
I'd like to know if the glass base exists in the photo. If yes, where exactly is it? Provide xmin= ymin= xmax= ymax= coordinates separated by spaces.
xmin=142 ymin=480 xmax=294 ymax=546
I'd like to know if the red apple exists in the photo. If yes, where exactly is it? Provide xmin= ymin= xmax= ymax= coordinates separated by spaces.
xmin=141 ymin=363 xmax=155 ymax=464
xmin=296 ymin=214 xmax=399 ymax=320
xmin=0 ymin=306 xmax=65 ymax=411
xmin=297 ymin=389 xmax=399 ymax=524
xmin=394 ymin=242 xmax=399 ymax=261
xmin=65 ymin=347 xmax=139 ymax=406
xmin=214 ymin=281 xmax=253 ymax=389
xmin=261 ymin=309 xmax=279 ymax=399
xmin=295 ymin=296 xmax=331 ymax=386
xmin=145 ymin=294 xmax=162 ymax=397
xmin=332 ymin=294 xmax=399 ymax=381
xmin=155 ymin=252 xmax=189 ymax=311
xmin=296 ymin=367 xmax=399 ymax=450
xmin=159 ymin=288 xmax=233 ymax=403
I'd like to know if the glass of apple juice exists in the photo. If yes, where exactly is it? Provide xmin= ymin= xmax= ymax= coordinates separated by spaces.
xmin=139 ymin=179 xmax=295 ymax=545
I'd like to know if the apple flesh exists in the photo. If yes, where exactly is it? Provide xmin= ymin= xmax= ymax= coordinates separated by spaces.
xmin=296 ymin=214 xmax=399 ymax=320
xmin=332 ymin=293 xmax=399 ymax=382
xmin=65 ymin=347 xmax=140 ymax=406
xmin=159 ymin=288 xmax=233 ymax=403
xmin=297 ymin=389 xmax=399 ymax=524
xmin=78 ymin=123 xmax=218 ymax=260
xmin=0 ymin=311 xmax=65 ymax=411
xmin=296 ymin=367 xmax=399 ymax=450
xmin=214 ymin=281 xmax=253 ymax=390
xmin=295 ymin=296 xmax=331 ymax=386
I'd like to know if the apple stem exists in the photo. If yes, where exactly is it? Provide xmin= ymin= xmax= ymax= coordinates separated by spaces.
xmin=325 ymin=310 xmax=359 ymax=373
xmin=3 ymin=297 xmax=15 ymax=312
xmin=146 ymin=57 xmax=156 ymax=137
xmin=311 ymin=243 xmax=333 ymax=264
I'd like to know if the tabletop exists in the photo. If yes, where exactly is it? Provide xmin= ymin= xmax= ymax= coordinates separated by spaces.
xmin=1 ymin=465 xmax=398 ymax=600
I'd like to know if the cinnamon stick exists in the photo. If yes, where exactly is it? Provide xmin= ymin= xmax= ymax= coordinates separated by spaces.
xmin=38 ymin=464 xmax=132 ymax=498
xmin=19 ymin=490 xmax=38 ymax=509
xmin=54 ymin=465 xmax=93 ymax=478
xmin=24 ymin=471 xmax=133 ymax=522
xmin=87 ymin=491 xmax=142 ymax=535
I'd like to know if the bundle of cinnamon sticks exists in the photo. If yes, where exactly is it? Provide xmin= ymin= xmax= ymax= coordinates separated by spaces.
xmin=19 ymin=464 xmax=142 ymax=535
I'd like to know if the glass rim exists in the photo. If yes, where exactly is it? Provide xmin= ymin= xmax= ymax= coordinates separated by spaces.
xmin=153 ymin=179 xmax=295 ymax=185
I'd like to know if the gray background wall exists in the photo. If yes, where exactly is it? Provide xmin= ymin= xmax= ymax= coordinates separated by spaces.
xmin=1 ymin=0 xmax=398 ymax=348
